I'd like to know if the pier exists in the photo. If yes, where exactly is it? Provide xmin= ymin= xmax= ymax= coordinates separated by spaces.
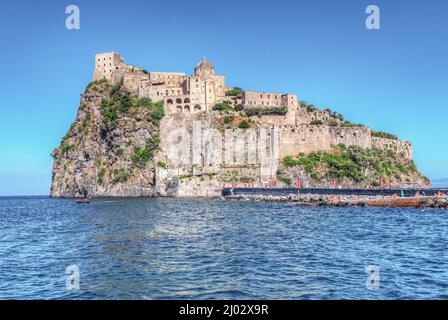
xmin=222 ymin=187 xmax=448 ymax=198
xmin=222 ymin=188 xmax=448 ymax=208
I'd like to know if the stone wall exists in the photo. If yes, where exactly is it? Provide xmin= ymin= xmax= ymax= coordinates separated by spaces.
xmin=295 ymin=109 xmax=336 ymax=125
xmin=93 ymin=52 xmax=125 ymax=83
xmin=149 ymin=72 xmax=186 ymax=87
xmin=155 ymin=117 xmax=414 ymax=197
xmin=242 ymin=91 xmax=298 ymax=108
xmin=372 ymin=137 xmax=412 ymax=160
xmin=278 ymin=125 xmax=332 ymax=157
xmin=329 ymin=127 xmax=372 ymax=149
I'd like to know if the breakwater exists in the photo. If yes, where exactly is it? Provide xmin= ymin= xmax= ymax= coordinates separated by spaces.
xmin=222 ymin=187 xmax=448 ymax=198
xmin=222 ymin=188 xmax=448 ymax=209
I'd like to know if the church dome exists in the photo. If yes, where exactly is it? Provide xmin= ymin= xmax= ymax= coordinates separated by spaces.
xmin=194 ymin=57 xmax=215 ymax=76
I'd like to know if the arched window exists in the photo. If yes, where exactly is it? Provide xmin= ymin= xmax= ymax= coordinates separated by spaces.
xmin=167 ymin=99 xmax=173 ymax=104
xmin=194 ymin=105 xmax=201 ymax=112
xmin=176 ymin=98 xmax=182 ymax=104
xmin=184 ymin=98 xmax=190 ymax=103
xmin=176 ymin=106 xmax=182 ymax=113
xmin=184 ymin=105 xmax=190 ymax=113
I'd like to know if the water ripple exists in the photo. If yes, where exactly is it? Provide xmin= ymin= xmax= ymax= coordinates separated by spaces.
xmin=0 ymin=197 xmax=447 ymax=299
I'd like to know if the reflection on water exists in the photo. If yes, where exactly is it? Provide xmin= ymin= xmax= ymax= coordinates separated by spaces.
xmin=0 ymin=196 xmax=447 ymax=299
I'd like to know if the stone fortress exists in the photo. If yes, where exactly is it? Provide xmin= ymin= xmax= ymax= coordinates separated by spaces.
xmin=50 ymin=52 xmax=426 ymax=198
xmin=93 ymin=51 xmax=412 ymax=162
xmin=73 ymin=51 xmax=425 ymax=197
xmin=93 ymin=52 xmax=298 ymax=118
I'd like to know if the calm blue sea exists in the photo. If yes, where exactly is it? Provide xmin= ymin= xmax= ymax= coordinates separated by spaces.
xmin=0 ymin=196 xmax=447 ymax=300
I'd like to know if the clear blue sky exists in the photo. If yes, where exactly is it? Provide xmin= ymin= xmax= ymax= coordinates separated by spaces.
xmin=0 ymin=0 xmax=447 ymax=196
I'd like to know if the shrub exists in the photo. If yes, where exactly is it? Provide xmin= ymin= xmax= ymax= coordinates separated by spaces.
xmin=328 ymin=119 xmax=339 ymax=127
xmin=116 ymin=148 xmax=124 ymax=157
xmin=142 ymin=69 xmax=148 ymax=74
xmin=276 ymin=170 xmax=292 ymax=185
xmin=101 ymin=83 xmax=133 ymax=126
xmin=157 ymin=161 xmax=167 ymax=168
xmin=213 ymin=102 xmax=234 ymax=112
xmin=306 ymin=104 xmax=317 ymax=112
xmin=81 ymin=114 xmax=91 ymax=132
xmin=244 ymin=106 xmax=287 ymax=117
xmin=225 ymin=87 xmax=243 ymax=96
xmin=341 ymin=121 xmax=365 ymax=128
xmin=283 ymin=156 xmax=300 ymax=167
xmin=139 ymin=97 xmax=152 ymax=107
xmin=84 ymin=78 xmax=108 ymax=93
xmin=238 ymin=120 xmax=250 ymax=129
xmin=234 ymin=104 xmax=244 ymax=112
xmin=224 ymin=115 xmax=233 ymax=124
xmin=146 ymin=133 xmax=160 ymax=153
xmin=60 ymin=142 xmax=73 ymax=154
xmin=371 ymin=130 xmax=398 ymax=140
xmin=132 ymin=147 xmax=152 ymax=167
xmin=111 ymin=168 xmax=132 ymax=184
xmin=97 ymin=168 xmax=106 ymax=185
xmin=310 ymin=120 xmax=323 ymax=125
xmin=150 ymin=101 xmax=165 ymax=124
xmin=101 ymin=98 xmax=118 ymax=128
xmin=61 ymin=123 xmax=76 ymax=143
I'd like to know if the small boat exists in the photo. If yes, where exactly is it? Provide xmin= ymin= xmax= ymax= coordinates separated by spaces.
xmin=75 ymin=198 xmax=91 ymax=204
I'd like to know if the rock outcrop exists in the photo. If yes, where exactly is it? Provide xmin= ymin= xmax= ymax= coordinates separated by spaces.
xmin=51 ymin=78 xmax=430 ymax=198
xmin=51 ymin=80 xmax=160 ymax=197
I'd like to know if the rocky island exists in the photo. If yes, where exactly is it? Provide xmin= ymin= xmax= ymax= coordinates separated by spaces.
xmin=50 ymin=52 xmax=429 ymax=198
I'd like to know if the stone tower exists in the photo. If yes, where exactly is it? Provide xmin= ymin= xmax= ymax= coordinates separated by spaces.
xmin=187 ymin=58 xmax=225 ymax=111
xmin=92 ymin=52 xmax=125 ymax=84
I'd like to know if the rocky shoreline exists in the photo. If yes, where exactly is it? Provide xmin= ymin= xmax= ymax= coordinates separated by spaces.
xmin=224 ymin=193 xmax=448 ymax=209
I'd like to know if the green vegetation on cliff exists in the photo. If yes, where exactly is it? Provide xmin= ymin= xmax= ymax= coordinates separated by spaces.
xmin=131 ymin=147 xmax=152 ymax=167
xmin=371 ymin=130 xmax=398 ymax=140
xmin=238 ymin=120 xmax=250 ymax=129
xmin=310 ymin=120 xmax=323 ymax=125
xmin=225 ymin=87 xmax=243 ymax=96
xmin=244 ymin=106 xmax=287 ymax=117
xmin=157 ymin=161 xmax=167 ymax=168
xmin=340 ymin=120 xmax=365 ymax=128
xmin=213 ymin=102 xmax=234 ymax=112
xmin=283 ymin=144 xmax=424 ymax=183
xmin=97 ymin=168 xmax=106 ymax=185
xmin=111 ymin=168 xmax=132 ymax=184
xmin=53 ymin=78 xmax=165 ymax=196
xmin=101 ymin=83 xmax=165 ymax=128
xmin=213 ymin=102 xmax=287 ymax=118
xmin=85 ymin=78 xmax=108 ymax=93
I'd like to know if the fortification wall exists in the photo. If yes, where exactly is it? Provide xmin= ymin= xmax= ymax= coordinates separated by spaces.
xmin=278 ymin=125 xmax=332 ymax=157
xmin=123 ymin=73 xmax=148 ymax=95
xmin=295 ymin=110 xmax=336 ymax=125
xmin=329 ymin=127 xmax=372 ymax=149
xmin=372 ymin=137 xmax=412 ymax=160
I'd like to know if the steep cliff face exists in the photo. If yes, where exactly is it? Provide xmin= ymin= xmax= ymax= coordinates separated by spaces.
xmin=51 ymin=80 xmax=162 ymax=197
